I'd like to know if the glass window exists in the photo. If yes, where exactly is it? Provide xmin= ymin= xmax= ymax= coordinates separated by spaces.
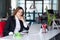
xmin=26 ymin=1 xmax=33 ymax=12
xmin=17 ymin=0 xmax=25 ymax=11
xmin=53 ymin=0 xmax=58 ymax=10
xmin=35 ymin=1 xmax=42 ymax=12
xmin=18 ymin=1 xmax=25 ymax=3
xmin=44 ymin=0 xmax=51 ymax=12
xmin=44 ymin=4 xmax=51 ymax=12
xmin=26 ymin=1 xmax=34 ymax=20
xmin=18 ymin=4 xmax=25 ymax=11
xmin=35 ymin=1 xmax=42 ymax=18
xmin=26 ymin=13 xmax=33 ymax=20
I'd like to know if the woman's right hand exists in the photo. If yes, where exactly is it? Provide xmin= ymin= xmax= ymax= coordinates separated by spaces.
xmin=9 ymin=32 xmax=13 ymax=36
xmin=20 ymin=16 xmax=25 ymax=22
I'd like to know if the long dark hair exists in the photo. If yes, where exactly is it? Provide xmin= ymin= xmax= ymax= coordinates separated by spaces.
xmin=13 ymin=6 xmax=24 ymax=16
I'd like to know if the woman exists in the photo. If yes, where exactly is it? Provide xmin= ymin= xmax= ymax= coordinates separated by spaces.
xmin=3 ymin=7 xmax=29 ymax=36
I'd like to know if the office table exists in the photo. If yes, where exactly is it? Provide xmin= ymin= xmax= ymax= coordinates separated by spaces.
xmin=0 ymin=24 xmax=60 ymax=40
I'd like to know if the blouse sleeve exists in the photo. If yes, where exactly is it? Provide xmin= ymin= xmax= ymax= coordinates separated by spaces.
xmin=23 ymin=21 xmax=29 ymax=28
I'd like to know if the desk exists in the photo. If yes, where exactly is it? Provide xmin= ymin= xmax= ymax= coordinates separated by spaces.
xmin=52 ymin=19 xmax=60 ymax=29
xmin=0 ymin=24 xmax=60 ymax=40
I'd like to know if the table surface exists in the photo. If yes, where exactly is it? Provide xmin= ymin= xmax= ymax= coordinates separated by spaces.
xmin=0 ymin=24 xmax=60 ymax=40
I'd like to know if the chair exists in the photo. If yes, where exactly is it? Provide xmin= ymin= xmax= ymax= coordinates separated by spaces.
xmin=0 ymin=21 xmax=6 ymax=37
xmin=52 ymin=19 xmax=60 ymax=29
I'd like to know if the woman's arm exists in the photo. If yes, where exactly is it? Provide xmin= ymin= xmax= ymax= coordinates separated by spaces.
xmin=3 ymin=16 xmax=11 ymax=36
xmin=23 ymin=21 xmax=29 ymax=30
xmin=19 ymin=16 xmax=29 ymax=30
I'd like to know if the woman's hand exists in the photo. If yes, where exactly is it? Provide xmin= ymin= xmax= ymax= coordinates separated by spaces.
xmin=20 ymin=16 xmax=25 ymax=22
xmin=9 ymin=32 xmax=13 ymax=36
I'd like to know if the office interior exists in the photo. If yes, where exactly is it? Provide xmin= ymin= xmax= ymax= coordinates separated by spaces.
xmin=0 ymin=0 xmax=60 ymax=40
xmin=0 ymin=0 xmax=59 ymax=23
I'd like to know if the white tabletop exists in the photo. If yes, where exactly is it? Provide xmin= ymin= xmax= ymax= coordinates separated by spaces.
xmin=0 ymin=24 xmax=60 ymax=40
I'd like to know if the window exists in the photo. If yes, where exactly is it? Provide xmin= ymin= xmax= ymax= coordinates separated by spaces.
xmin=35 ymin=1 xmax=42 ymax=13
xmin=44 ymin=0 xmax=51 ymax=12
xmin=35 ymin=1 xmax=42 ymax=17
xmin=17 ymin=0 xmax=25 ymax=11
xmin=53 ymin=0 xmax=58 ymax=10
xmin=26 ymin=1 xmax=34 ymax=20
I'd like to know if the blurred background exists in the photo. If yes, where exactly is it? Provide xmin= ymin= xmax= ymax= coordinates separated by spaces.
xmin=0 ymin=0 xmax=59 ymax=24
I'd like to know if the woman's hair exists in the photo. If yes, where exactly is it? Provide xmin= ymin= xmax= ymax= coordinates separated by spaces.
xmin=13 ymin=6 xmax=24 ymax=16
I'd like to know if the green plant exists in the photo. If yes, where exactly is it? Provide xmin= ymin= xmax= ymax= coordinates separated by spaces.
xmin=46 ymin=6 xmax=52 ymax=26
xmin=47 ymin=11 xmax=52 ymax=26
xmin=14 ymin=32 xmax=22 ymax=39
xmin=52 ymin=12 xmax=56 ymax=20
xmin=47 ymin=12 xmax=56 ymax=26
xmin=46 ymin=6 xmax=56 ymax=26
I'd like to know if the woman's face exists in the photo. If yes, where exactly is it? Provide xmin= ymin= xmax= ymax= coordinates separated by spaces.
xmin=16 ymin=9 xmax=23 ymax=17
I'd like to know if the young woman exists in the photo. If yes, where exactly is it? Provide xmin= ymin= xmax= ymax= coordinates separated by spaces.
xmin=3 ymin=7 xmax=29 ymax=36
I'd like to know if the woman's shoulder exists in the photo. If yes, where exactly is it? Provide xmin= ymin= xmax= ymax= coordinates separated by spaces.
xmin=8 ymin=16 xmax=14 ymax=18
xmin=7 ymin=16 xmax=15 ymax=20
xmin=8 ymin=16 xmax=14 ymax=19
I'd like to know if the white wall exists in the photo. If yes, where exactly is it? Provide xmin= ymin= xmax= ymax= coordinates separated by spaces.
xmin=11 ymin=0 xmax=17 ymax=15
xmin=11 ymin=0 xmax=17 ymax=10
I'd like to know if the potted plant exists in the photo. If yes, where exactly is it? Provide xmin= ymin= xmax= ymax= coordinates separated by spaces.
xmin=48 ymin=13 xmax=56 ymax=30
xmin=45 ymin=6 xmax=52 ymax=26
xmin=47 ymin=11 xmax=52 ymax=30
xmin=45 ymin=6 xmax=56 ymax=30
